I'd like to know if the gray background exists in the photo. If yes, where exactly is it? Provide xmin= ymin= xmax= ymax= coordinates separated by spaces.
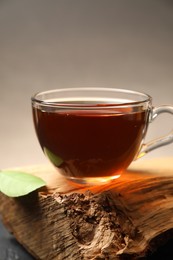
xmin=0 ymin=0 xmax=173 ymax=169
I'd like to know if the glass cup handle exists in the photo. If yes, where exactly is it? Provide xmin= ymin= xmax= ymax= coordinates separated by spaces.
xmin=137 ymin=105 xmax=173 ymax=159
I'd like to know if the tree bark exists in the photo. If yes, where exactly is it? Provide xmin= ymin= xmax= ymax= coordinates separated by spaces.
xmin=0 ymin=158 xmax=173 ymax=259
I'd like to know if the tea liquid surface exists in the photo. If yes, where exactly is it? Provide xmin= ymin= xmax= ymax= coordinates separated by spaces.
xmin=33 ymin=105 xmax=149 ymax=179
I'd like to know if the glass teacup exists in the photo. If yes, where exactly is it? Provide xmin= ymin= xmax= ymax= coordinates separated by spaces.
xmin=31 ymin=88 xmax=173 ymax=184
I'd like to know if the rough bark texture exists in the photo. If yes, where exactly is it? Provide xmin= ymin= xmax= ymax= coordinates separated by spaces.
xmin=0 ymin=158 xmax=173 ymax=259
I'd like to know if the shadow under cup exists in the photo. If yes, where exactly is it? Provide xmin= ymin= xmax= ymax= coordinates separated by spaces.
xmin=32 ymin=88 xmax=151 ymax=184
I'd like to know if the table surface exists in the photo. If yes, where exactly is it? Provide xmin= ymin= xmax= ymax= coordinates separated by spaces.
xmin=0 ymin=220 xmax=34 ymax=260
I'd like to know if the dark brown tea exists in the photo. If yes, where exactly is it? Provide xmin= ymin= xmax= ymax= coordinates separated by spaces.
xmin=33 ymin=104 xmax=149 ymax=180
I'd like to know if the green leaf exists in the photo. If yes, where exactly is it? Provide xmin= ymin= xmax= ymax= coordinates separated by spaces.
xmin=0 ymin=170 xmax=46 ymax=197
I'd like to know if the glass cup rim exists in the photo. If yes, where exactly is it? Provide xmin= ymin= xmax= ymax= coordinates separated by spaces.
xmin=31 ymin=87 xmax=152 ymax=108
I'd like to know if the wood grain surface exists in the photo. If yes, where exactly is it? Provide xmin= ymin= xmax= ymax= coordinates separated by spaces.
xmin=0 ymin=157 xmax=173 ymax=259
